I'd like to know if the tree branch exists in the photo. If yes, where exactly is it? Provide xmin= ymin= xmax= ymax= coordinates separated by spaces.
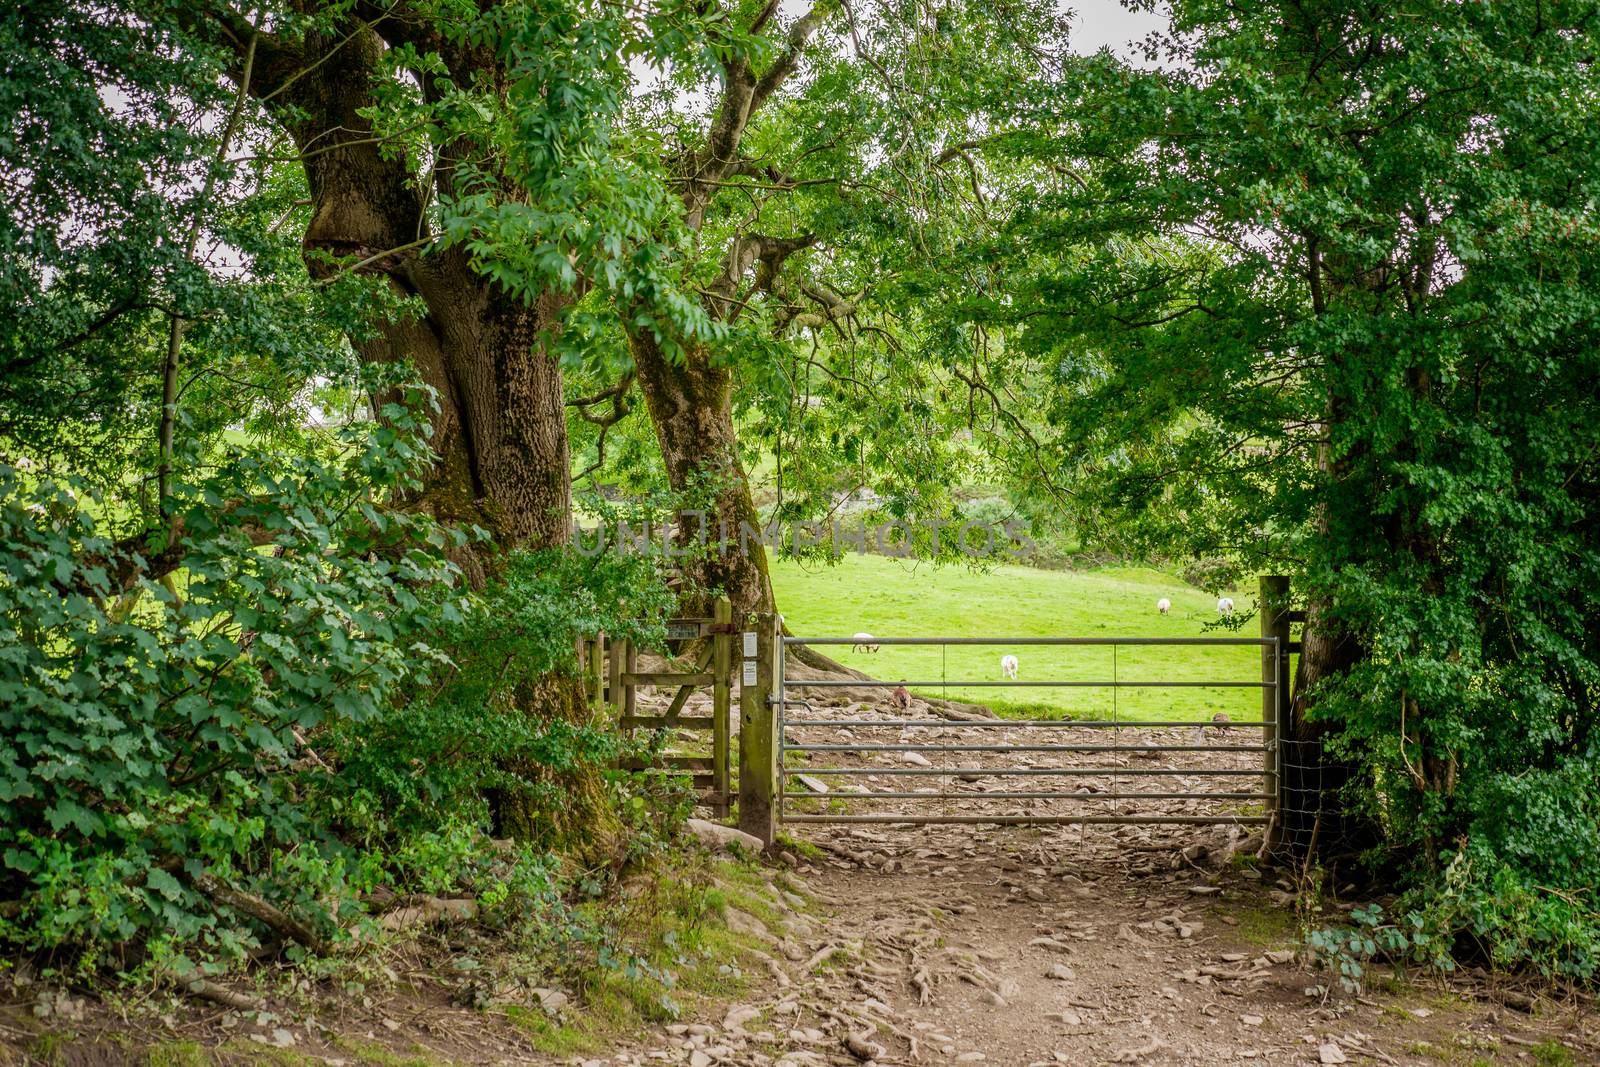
xmin=569 ymin=374 xmax=637 ymax=482
xmin=709 ymin=233 xmax=817 ymax=322
xmin=159 ymin=26 xmax=260 ymax=508
xmin=679 ymin=6 xmax=822 ymax=228
xmin=194 ymin=874 xmax=332 ymax=955
xmin=750 ymin=7 xmax=824 ymax=115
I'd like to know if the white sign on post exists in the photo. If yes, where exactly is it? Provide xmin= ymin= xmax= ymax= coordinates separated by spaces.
xmin=742 ymin=631 xmax=757 ymax=657
xmin=742 ymin=661 xmax=758 ymax=686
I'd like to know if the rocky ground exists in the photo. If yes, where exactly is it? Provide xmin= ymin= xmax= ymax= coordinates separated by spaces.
xmin=555 ymin=680 xmax=1597 ymax=1067
xmin=589 ymin=822 xmax=1595 ymax=1067
xmin=4 ymin=680 xmax=1595 ymax=1066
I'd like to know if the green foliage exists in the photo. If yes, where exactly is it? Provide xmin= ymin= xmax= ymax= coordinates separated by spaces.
xmin=1531 ymin=1041 xmax=1580 ymax=1067
xmin=1307 ymin=903 xmax=1454 ymax=994
xmin=1409 ymin=847 xmax=1600 ymax=982
xmin=0 ymin=1 xmax=386 ymax=495
xmin=0 ymin=0 xmax=226 ymax=456
xmin=428 ymin=0 xmax=728 ymax=353
xmin=0 ymin=399 xmax=686 ymax=967
xmin=1312 ymin=845 xmax=1600 ymax=991
xmin=969 ymin=0 xmax=1600 ymax=977
xmin=0 ymin=399 xmax=463 ymax=964
xmin=317 ymin=544 xmax=675 ymax=856
xmin=0 ymin=0 xmax=722 ymax=979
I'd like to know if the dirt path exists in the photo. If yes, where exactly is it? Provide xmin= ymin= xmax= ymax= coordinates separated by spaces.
xmin=585 ymin=822 xmax=1596 ymax=1067
xmin=591 ymin=684 xmax=1598 ymax=1067
xmin=5 ymin=682 xmax=1594 ymax=1065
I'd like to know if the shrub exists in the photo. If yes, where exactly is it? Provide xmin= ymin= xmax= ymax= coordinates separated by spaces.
xmin=314 ymin=544 xmax=676 ymax=863
xmin=0 ymin=395 xmax=687 ymax=978
xmin=0 ymin=400 xmax=463 ymax=970
xmin=1180 ymin=556 xmax=1240 ymax=594
xmin=1415 ymin=845 xmax=1600 ymax=981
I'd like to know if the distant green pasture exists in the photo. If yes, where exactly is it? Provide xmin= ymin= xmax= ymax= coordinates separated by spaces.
xmin=770 ymin=554 xmax=1273 ymax=723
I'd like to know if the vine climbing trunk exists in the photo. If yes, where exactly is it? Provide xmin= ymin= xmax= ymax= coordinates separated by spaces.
xmin=1279 ymin=372 xmax=1372 ymax=863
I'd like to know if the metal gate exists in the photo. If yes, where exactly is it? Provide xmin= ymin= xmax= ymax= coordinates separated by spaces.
xmin=773 ymin=634 xmax=1285 ymax=828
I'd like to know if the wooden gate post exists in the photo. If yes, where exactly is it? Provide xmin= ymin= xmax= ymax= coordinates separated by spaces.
xmin=738 ymin=611 xmax=779 ymax=846
xmin=1259 ymin=576 xmax=1291 ymax=847
xmin=607 ymin=636 xmax=624 ymax=713
xmin=711 ymin=598 xmax=733 ymax=818
xmin=589 ymin=636 xmax=606 ymax=707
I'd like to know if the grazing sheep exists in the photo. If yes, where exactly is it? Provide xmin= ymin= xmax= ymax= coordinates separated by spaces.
xmin=852 ymin=632 xmax=880 ymax=653
xmin=1156 ymin=597 xmax=1171 ymax=616
xmin=1000 ymin=654 xmax=1019 ymax=679
xmin=1217 ymin=597 xmax=1234 ymax=618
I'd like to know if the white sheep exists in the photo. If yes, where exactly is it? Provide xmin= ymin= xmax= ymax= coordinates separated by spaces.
xmin=851 ymin=632 xmax=880 ymax=653
xmin=1217 ymin=597 xmax=1234 ymax=618
xmin=1000 ymin=654 xmax=1019 ymax=679
xmin=1156 ymin=597 xmax=1171 ymax=616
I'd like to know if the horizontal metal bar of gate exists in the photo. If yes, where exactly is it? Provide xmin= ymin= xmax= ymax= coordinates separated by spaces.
xmin=786 ymin=636 xmax=1272 ymax=645
xmin=776 ymin=632 xmax=1280 ymax=828
xmin=785 ymin=679 xmax=1268 ymax=688
xmin=783 ymin=718 xmax=1270 ymax=728
xmin=782 ymin=790 xmax=1274 ymax=801
xmin=784 ymin=742 xmax=1265 ymax=753
xmin=787 ymin=765 xmax=1265 ymax=776
xmin=782 ymin=814 xmax=1270 ymax=825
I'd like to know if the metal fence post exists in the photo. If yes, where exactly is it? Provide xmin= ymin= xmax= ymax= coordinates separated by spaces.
xmin=738 ymin=611 xmax=779 ymax=846
xmin=1259 ymin=576 xmax=1291 ymax=845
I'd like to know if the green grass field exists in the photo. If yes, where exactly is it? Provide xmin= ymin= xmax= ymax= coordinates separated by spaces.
xmin=769 ymin=554 xmax=1272 ymax=723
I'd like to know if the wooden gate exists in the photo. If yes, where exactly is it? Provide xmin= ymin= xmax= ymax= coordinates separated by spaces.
xmin=582 ymin=598 xmax=735 ymax=817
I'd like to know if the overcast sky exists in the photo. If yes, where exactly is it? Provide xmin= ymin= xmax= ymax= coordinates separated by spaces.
xmin=1066 ymin=0 xmax=1169 ymax=59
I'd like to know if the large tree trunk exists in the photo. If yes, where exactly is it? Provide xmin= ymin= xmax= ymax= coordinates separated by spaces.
xmin=1281 ymin=597 xmax=1367 ymax=861
xmin=631 ymin=334 xmax=775 ymax=621
xmin=229 ymin=14 xmax=612 ymax=855
xmin=632 ymin=335 xmax=863 ymax=675
xmin=1277 ymin=356 xmax=1374 ymax=863
xmin=272 ymin=24 xmax=572 ymax=562
xmin=619 ymin=11 xmax=822 ymax=625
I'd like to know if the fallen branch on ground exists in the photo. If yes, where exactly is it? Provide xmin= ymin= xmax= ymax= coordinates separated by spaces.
xmin=185 ymin=978 xmax=263 ymax=1012
xmin=194 ymin=874 xmax=331 ymax=955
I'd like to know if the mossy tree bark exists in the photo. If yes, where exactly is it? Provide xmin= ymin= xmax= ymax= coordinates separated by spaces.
xmin=204 ymin=7 xmax=616 ymax=855
xmin=630 ymin=327 xmax=776 ymax=622
xmin=242 ymin=17 xmax=572 ymax=563
xmin=622 ymin=11 xmax=823 ymax=624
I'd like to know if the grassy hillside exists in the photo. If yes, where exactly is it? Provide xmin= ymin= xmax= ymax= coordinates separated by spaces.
xmin=769 ymin=554 xmax=1271 ymax=723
